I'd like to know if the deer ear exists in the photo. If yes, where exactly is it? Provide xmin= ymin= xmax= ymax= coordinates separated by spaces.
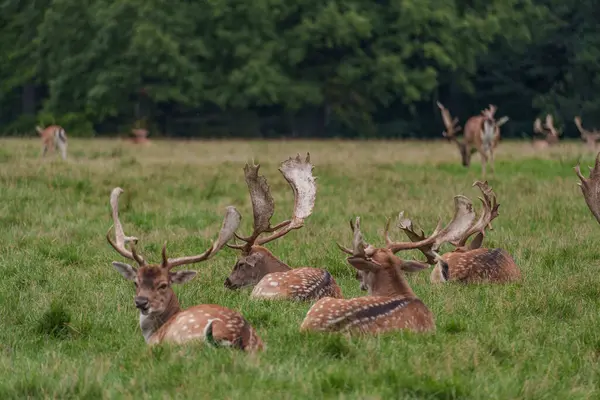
xmin=468 ymin=232 xmax=484 ymax=250
xmin=112 ymin=262 xmax=137 ymax=281
xmin=399 ymin=260 xmax=430 ymax=272
xmin=347 ymin=257 xmax=379 ymax=272
xmin=170 ymin=270 xmax=197 ymax=284
xmin=244 ymin=252 xmax=264 ymax=267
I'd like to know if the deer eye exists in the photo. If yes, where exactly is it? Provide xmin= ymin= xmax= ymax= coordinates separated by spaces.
xmin=157 ymin=283 xmax=168 ymax=290
xmin=133 ymin=281 xmax=138 ymax=287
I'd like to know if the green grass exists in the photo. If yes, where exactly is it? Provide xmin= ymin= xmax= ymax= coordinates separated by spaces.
xmin=0 ymin=138 xmax=599 ymax=399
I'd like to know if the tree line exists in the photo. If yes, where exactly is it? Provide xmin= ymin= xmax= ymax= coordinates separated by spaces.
xmin=0 ymin=0 xmax=598 ymax=139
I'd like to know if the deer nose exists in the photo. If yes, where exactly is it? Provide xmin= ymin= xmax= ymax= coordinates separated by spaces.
xmin=134 ymin=296 xmax=149 ymax=309
xmin=224 ymin=278 xmax=233 ymax=288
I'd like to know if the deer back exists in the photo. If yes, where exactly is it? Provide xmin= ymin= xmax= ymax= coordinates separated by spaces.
xmin=432 ymin=247 xmax=520 ymax=283
xmin=149 ymin=304 xmax=264 ymax=351
xmin=251 ymin=267 xmax=342 ymax=300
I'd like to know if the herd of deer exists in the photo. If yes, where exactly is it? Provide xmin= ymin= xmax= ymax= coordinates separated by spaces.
xmin=436 ymin=102 xmax=600 ymax=176
xmin=103 ymin=149 xmax=600 ymax=352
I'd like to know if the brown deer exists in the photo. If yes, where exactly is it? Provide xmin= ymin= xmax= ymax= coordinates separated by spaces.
xmin=533 ymin=114 xmax=561 ymax=149
xmin=300 ymin=217 xmax=442 ymax=334
xmin=396 ymin=181 xmax=520 ymax=284
xmin=574 ymin=152 xmax=600 ymax=224
xmin=574 ymin=117 xmax=600 ymax=151
xmin=224 ymin=153 xmax=342 ymax=300
xmin=438 ymin=102 xmax=509 ymax=177
xmin=106 ymin=187 xmax=264 ymax=351
xmin=36 ymin=125 xmax=67 ymax=160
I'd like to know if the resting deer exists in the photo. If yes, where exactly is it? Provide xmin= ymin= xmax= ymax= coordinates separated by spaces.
xmin=438 ymin=102 xmax=509 ymax=177
xmin=575 ymin=152 xmax=600 ymax=225
xmin=300 ymin=217 xmax=441 ymax=334
xmin=533 ymin=114 xmax=561 ymax=150
xmin=574 ymin=117 xmax=600 ymax=151
xmin=106 ymin=187 xmax=264 ymax=351
xmin=36 ymin=125 xmax=67 ymax=160
xmin=396 ymin=181 xmax=520 ymax=284
xmin=224 ymin=153 xmax=342 ymax=300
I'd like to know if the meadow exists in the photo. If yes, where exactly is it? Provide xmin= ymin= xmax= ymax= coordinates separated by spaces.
xmin=1 ymin=138 xmax=600 ymax=399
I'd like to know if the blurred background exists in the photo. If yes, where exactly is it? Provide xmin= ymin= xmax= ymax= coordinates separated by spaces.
xmin=0 ymin=0 xmax=596 ymax=140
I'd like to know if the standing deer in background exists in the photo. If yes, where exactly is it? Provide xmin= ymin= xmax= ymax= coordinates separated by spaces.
xmin=300 ymin=217 xmax=442 ymax=334
xmin=36 ymin=125 xmax=67 ymax=160
xmin=574 ymin=152 xmax=600 ymax=225
xmin=533 ymin=114 xmax=561 ymax=149
xmin=224 ymin=153 xmax=343 ymax=301
xmin=574 ymin=117 xmax=600 ymax=151
xmin=397 ymin=181 xmax=520 ymax=283
xmin=438 ymin=102 xmax=509 ymax=177
xmin=106 ymin=187 xmax=264 ymax=351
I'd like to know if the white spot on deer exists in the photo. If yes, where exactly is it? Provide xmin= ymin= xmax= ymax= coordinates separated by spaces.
xmin=269 ymin=281 xmax=279 ymax=287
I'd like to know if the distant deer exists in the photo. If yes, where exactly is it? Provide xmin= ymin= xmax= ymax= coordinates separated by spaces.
xmin=438 ymin=102 xmax=509 ymax=177
xmin=574 ymin=117 xmax=600 ymax=151
xmin=575 ymin=152 xmax=600 ymax=225
xmin=106 ymin=187 xmax=264 ymax=351
xmin=224 ymin=153 xmax=342 ymax=301
xmin=396 ymin=181 xmax=520 ymax=283
xmin=36 ymin=125 xmax=67 ymax=160
xmin=300 ymin=217 xmax=442 ymax=334
xmin=533 ymin=114 xmax=561 ymax=149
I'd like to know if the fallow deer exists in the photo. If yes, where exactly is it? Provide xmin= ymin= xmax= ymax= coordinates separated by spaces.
xmin=574 ymin=152 xmax=600 ymax=224
xmin=574 ymin=117 xmax=600 ymax=151
xmin=438 ymin=102 xmax=509 ymax=177
xmin=300 ymin=217 xmax=442 ymax=334
xmin=224 ymin=153 xmax=342 ymax=301
xmin=36 ymin=125 xmax=67 ymax=160
xmin=397 ymin=181 xmax=520 ymax=284
xmin=533 ymin=114 xmax=561 ymax=150
xmin=106 ymin=187 xmax=264 ymax=351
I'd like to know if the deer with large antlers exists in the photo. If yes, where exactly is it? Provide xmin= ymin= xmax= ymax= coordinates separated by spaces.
xmin=224 ymin=153 xmax=342 ymax=301
xmin=106 ymin=187 xmax=264 ymax=351
xmin=300 ymin=217 xmax=441 ymax=334
xmin=397 ymin=181 xmax=520 ymax=284
xmin=438 ymin=102 xmax=509 ymax=177
xmin=533 ymin=114 xmax=561 ymax=150
xmin=574 ymin=152 xmax=600 ymax=224
xmin=574 ymin=117 xmax=600 ymax=151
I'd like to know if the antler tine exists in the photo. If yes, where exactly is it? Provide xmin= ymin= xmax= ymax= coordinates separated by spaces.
xmin=574 ymin=152 xmax=600 ymax=225
xmin=106 ymin=187 xmax=146 ymax=266
xmin=533 ymin=118 xmax=543 ymax=134
xmin=396 ymin=212 xmax=438 ymax=265
xmin=255 ymin=153 xmax=317 ymax=246
xmin=456 ymin=181 xmax=500 ymax=246
xmin=167 ymin=206 xmax=242 ymax=269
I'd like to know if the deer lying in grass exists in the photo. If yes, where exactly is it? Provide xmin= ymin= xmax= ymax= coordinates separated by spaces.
xmin=36 ymin=125 xmax=67 ymax=160
xmin=438 ymin=102 xmax=509 ymax=177
xmin=396 ymin=181 xmax=520 ymax=283
xmin=575 ymin=152 xmax=600 ymax=225
xmin=574 ymin=117 xmax=600 ymax=151
xmin=300 ymin=217 xmax=441 ymax=334
xmin=533 ymin=114 xmax=561 ymax=149
xmin=224 ymin=153 xmax=342 ymax=300
xmin=106 ymin=187 xmax=264 ymax=351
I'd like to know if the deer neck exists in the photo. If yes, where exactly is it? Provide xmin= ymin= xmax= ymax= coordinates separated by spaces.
xmin=139 ymin=293 xmax=181 ymax=343
xmin=251 ymin=246 xmax=292 ymax=274
xmin=369 ymin=268 xmax=416 ymax=299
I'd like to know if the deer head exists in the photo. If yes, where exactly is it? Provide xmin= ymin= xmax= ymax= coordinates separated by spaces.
xmin=575 ymin=152 xmax=600 ymax=225
xmin=224 ymin=153 xmax=317 ymax=289
xmin=107 ymin=187 xmax=241 ymax=316
xmin=437 ymin=101 xmax=469 ymax=166
xmin=396 ymin=181 xmax=499 ymax=282
xmin=336 ymin=216 xmax=442 ymax=297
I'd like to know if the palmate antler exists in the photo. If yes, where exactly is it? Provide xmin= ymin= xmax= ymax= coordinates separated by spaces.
xmin=228 ymin=153 xmax=317 ymax=255
xmin=397 ymin=181 xmax=499 ymax=263
xmin=575 ymin=152 xmax=600 ymax=225
xmin=106 ymin=187 xmax=241 ymax=269
xmin=436 ymin=101 xmax=462 ymax=140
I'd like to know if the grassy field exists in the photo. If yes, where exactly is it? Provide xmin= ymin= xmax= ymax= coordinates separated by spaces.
xmin=1 ymin=138 xmax=600 ymax=399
